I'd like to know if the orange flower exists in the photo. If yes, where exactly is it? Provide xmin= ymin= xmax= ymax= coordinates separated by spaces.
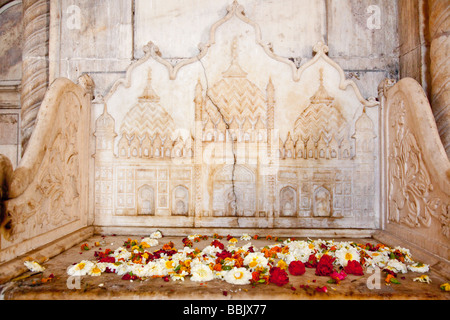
xmin=251 ymin=271 xmax=260 ymax=283
xmin=385 ymin=274 xmax=394 ymax=284
xmin=272 ymin=246 xmax=282 ymax=253
xmin=266 ymin=235 xmax=273 ymax=240
xmin=213 ymin=263 xmax=222 ymax=271
xmin=162 ymin=241 xmax=175 ymax=250
xmin=232 ymin=254 xmax=244 ymax=268
xmin=132 ymin=257 xmax=142 ymax=264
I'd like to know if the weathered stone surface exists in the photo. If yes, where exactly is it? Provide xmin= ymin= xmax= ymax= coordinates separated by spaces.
xmin=0 ymin=0 xmax=449 ymax=292
xmin=2 ymin=234 xmax=449 ymax=300
xmin=429 ymin=0 xmax=450 ymax=158
xmin=92 ymin=2 xmax=381 ymax=233
xmin=20 ymin=0 xmax=50 ymax=154
xmin=0 ymin=76 xmax=92 ymax=264
xmin=0 ymin=1 xmax=22 ymax=82
xmin=383 ymin=77 xmax=450 ymax=262
xmin=48 ymin=0 xmax=399 ymax=100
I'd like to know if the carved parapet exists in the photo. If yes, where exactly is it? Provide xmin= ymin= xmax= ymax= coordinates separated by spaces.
xmin=384 ymin=77 xmax=450 ymax=260
xmin=0 ymin=76 xmax=93 ymax=263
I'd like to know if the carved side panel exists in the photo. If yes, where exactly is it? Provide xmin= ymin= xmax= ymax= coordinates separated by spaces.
xmin=386 ymin=88 xmax=449 ymax=238
xmin=1 ymin=77 xmax=91 ymax=262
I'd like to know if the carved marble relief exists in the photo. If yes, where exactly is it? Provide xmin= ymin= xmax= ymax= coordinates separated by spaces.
xmin=277 ymin=69 xmax=377 ymax=221
xmin=93 ymin=1 xmax=380 ymax=229
xmin=8 ymin=101 xmax=81 ymax=237
xmin=387 ymin=97 xmax=449 ymax=237
xmin=2 ymin=77 xmax=91 ymax=251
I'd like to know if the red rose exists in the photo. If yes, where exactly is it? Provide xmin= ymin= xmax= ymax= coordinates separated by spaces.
xmin=288 ymin=261 xmax=306 ymax=276
xmin=344 ymin=260 xmax=364 ymax=276
xmin=211 ymin=239 xmax=225 ymax=250
xmin=305 ymin=254 xmax=318 ymax=268
xmin=216 ymin=250 xmax=232 ymax=260
xmin=121 ymin=273 xmax=138 ymax=281
xmin=315 ymin=254 xmax=335 ymax=276
xmin=269 ymin=267 xmax=290 ymax=287
xmin=99 ymin=256 xmax=115 ymax=263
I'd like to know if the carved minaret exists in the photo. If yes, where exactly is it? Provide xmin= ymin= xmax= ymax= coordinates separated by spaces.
xmin=93 ymin=103 xmax=116 ymax=218
xmin=94 ymin=104 xmax=117 ymax=160
xmin=194 ymin=78 xmax=204 ymax=218
xmin=266 ymin=77 xmax=276 ymax=223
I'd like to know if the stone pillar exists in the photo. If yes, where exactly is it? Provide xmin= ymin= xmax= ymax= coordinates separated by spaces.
xmin=20 ymin=0 xmax=50 ymax=154
xmin=429 ymin=0 xmax=450 ymax=157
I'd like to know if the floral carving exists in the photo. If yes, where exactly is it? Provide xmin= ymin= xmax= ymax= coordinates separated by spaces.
xmin=4 ymin=100 xmax=81 ymax=241
xmin=388 ymin=101 xmax=449 ymax=236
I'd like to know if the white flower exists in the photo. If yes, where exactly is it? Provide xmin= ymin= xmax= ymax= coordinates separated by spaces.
xmin=213 ymin=270 xmax=229 ymax=280
xmin=240 ymin=234 xmax=251 ymax=241
xmin=129 ymin=263 xmax=148 ymax=278
xmin=190 ymin=263 xmax=214 ymax=282
xmin=24 ymin=261 xmax=45 ymax=273
xmin=285 ymin=241 xmax=314 ymax=263
xmin=335 ymin=247 xmax=360 ymax=267
xmin=115 ymin=261 xmax=132 ymax=276
xmin=88 ymin=263 xmax=105 ymax=276
xmin=146 ymin=260 xmax=168 ymax=277
xmin=243 ymin=252 xmax=268 ymax=271
xmin=202 ymin=245 xmax=222 ymax=257
xmin=150 ymin=230 xmax=163 ymax=239
xmin=171 ymin=270 xmax=189 ymax=281
xmin=113 ymin=247 xmax=132 ymax=261
xmin=365 ymin=251 xmax=389 ymax=268
xmin=385 ymin=259 xmax=407 ymax=274
xmin=407 ymin=263 xmax=430 ymax=273
xmin=224 ymin=267 xmax=252 ymax=285
xmin=393 ymin=246 xmax=414 ymax=263
xmin=141 ymin=237 xmax=159 ymax=247
xmin=103 ymin=262 xmax=120 ymax=273
xmin=240 ymin=242 xmax=254 ymax=252
xmin=413 ymin=275 xmax=432 ymax=283
xmin=67 ymin=260 xmax=94 ymax=276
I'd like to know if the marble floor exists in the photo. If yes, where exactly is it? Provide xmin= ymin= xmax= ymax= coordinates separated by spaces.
xmin=1 ymin=233 xmax=449 ymax=300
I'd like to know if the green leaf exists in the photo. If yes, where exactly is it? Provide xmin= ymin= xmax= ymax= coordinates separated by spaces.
xmin=390 ymin=278 xmax=401 ymax=284
xmin=327 ymin=279 xmax=336 ymax=284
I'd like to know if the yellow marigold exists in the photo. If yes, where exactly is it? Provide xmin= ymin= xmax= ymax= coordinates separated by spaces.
xmin=277 ymin=260 xmax=287 ymax=270
xmin=440 ymin=283 xmax=450 ymax=291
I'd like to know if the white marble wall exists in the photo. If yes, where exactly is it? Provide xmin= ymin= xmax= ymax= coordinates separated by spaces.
xmin=49 ymin=0 xmax=398 ymax=100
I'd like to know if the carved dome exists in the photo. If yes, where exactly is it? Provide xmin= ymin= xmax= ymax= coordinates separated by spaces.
xmin=355 ymin=109 xmax=375 ymax=133
xmin=120 ymin=69 xmax=175 ymax=139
